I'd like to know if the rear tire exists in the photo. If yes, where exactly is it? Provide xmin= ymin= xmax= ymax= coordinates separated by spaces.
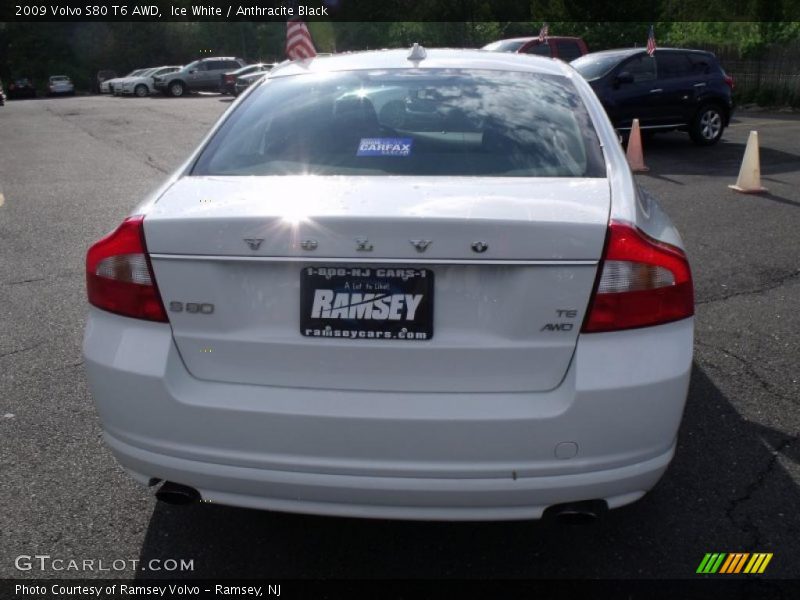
xmin=134 ymin=84 xmax=148 ymax=98
xmin=689 ymin=105 xmax=725 ymax=146
xmin=168 ymin=81 xmax=186 ymax=97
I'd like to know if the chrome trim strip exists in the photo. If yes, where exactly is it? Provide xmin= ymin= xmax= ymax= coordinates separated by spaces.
xmin=149 ymin=254 xmax=598 ymax=266
xmin=617 ymin=123 xmax=686 ymax=131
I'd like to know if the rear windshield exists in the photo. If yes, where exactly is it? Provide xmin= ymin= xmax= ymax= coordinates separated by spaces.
xmin=192 ymin=69 xmax=605 ymax=178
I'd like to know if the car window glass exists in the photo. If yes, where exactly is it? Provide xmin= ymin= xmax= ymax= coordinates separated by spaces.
xmin=482 ymin=40 xmax=527 ymax=52
xmin=688 ymin=55 xmax=712 ymax=75
xmin=195 ymin=62 xmax=209 ymax=71
xmin=621 ymin=55 xmax=656 ymax=82
xmin=571 ymin=53 xmax=627 ymax=80
xmin=555 ymin=41 xmax=583 ymax=61
xmin=656 ymin=53 xmax=692 ymax=79
xmin=192 ymin=69 xmax=606 ymax=178
xmin=523 ymin=43 xmax=551 ymax=56
xmin=225 ymin=61 xmax=242 ymax=70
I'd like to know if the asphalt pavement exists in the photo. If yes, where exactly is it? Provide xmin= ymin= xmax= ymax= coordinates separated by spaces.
xmin=0 ymin=94 xmax=798 ymax=580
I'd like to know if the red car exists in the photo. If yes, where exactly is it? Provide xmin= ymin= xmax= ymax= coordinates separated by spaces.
xmin=483 ymin=36 xmax=589 ymax=61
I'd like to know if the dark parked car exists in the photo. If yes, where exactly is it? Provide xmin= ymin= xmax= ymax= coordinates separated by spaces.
xmin=234 ymin=70 xmax=271 ymax=96
xmin=7 ymin=78 xmax=36 ymax=99
xmin=483 ymin=36 xmax=589 ymax=61
xmin=220 ymin=63 xmax=271 ymax=95
xmin=153 ymin=57 xmax=246 ymax=97
xmin=571 ymin=48 xmax=735 ymax=145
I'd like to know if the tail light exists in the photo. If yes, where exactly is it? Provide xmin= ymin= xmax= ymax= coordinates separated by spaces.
xmin=582 ymin=221 xmax=693 ymax=333
xmin=86 ymin=215 xmax=168 ymax=322
xmin=723 ymin=75 xmax=736 ymax=90
xmin=722 ymin=70 xmax=735 ymax=90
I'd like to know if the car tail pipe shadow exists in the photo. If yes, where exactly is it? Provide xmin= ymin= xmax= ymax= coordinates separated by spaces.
xmin=154 ymin=481 xmax=201 ymax=506
xmin=543 ymin=499 xmax=608 ymax=524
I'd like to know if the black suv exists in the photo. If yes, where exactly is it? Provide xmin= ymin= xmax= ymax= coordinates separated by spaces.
xmin=571 ymin=48 xmax=734 ymax=145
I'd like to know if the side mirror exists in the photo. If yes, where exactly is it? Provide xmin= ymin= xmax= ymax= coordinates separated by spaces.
xmin=615 ymin=72 xmax=634 ymax=86
xmin=189 ymin=69 xmax=197 ymax=74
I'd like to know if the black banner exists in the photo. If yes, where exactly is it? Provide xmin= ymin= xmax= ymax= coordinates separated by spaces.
xmin=2 ymin=0 xmax=800 ymax=22
xmin=3 ymin=578 xmax=800 ymax=600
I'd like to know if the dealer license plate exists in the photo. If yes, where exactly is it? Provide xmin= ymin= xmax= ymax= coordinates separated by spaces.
xmin=300 ymin=266 xmax=434 ymax=341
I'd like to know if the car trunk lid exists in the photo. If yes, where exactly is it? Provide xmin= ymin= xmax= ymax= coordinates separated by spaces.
xmin=144 ymin=175 xmax=609 ymax=393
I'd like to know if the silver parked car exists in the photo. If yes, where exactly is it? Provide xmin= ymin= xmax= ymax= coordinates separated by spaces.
xmin=153 ymin=57 xmax=246 ymax=97
xmin=102 ymin=69 xmax=147 ymax=94
xmin=118 ymin=66 xmax=182 ymax=97
xmin=47 ymin=75 xmax=74 ymax=96
xmin=84 ymin=47 xmax=694 ymax=521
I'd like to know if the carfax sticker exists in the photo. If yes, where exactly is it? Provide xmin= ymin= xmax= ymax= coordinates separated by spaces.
xmin=357 ymin=138 xmax=413 ymax=157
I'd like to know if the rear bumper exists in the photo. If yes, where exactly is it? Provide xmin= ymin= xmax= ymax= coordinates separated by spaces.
xmin=108 ymin=431 xmax=671 ymax=520
xmin=84 ymin=308 xmax=693 ymax=520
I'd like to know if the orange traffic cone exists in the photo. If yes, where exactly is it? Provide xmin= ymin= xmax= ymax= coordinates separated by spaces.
xmin=626 ymin=119 xmax=649 ymax=172
xmin=729 ymin=130 xmax=767 ymax=193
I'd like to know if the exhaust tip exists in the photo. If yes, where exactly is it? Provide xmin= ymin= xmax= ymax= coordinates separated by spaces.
xmin=155 ymin=481 xmax=201 ymax=506
xmin=543 ymin=499 xmax=608 ymax=524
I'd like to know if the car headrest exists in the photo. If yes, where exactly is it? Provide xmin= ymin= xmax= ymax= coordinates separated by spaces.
xmin=332 ymin=96 xmax=379 ymax=130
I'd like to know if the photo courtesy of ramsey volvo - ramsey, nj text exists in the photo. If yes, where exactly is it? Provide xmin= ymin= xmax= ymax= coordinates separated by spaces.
xmin=14 ymin=584 xmax=279 ymax=598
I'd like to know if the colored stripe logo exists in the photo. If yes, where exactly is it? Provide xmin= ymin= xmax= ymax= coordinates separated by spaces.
xmin=697 ymin=553 xmax=773 ymax=574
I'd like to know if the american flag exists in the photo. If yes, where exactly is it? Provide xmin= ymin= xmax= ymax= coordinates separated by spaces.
xmin=646 ymin=25 xmax=657 ymax=56
xmin=538 ymin=23 xmax=549 ymax=43
xmin=286 ymin=19 xmax=317 ymax=60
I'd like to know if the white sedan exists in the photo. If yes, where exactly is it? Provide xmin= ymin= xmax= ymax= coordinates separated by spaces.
xmin=47 ymin=75 xmax=75 ymax=96
xmin=117 ymin=66 xmax=182 ymax=97
xmin=83 ymin=47 xmax=694 ymax=521
xmin=101 ymin=69 xmax=147 ymax=94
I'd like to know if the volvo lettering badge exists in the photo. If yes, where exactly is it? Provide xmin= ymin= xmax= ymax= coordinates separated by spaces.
xmin=471 ymin=241 xmax=489 ymax=253
xmin=410 ymin=240 xmax=432 ymax=253
xmin=356 ymin=238 xmax=374 ymax=251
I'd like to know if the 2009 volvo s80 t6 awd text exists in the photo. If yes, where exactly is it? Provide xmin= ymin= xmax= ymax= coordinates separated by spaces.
xmin=83 ymin=47 xmax=694 ymax=521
